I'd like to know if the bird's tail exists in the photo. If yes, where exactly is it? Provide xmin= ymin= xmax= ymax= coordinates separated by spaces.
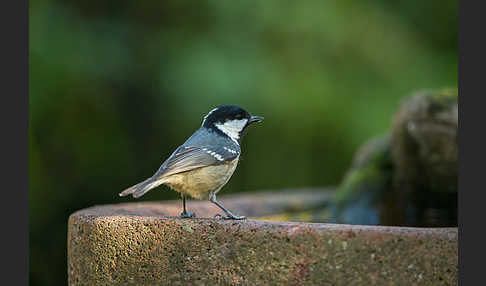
xmin=119 ymin=177 xmax=165 ymax=198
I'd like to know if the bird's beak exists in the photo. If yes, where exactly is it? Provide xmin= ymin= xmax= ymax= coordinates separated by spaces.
xmin=249 ymin=115 xmax=264 ymax=124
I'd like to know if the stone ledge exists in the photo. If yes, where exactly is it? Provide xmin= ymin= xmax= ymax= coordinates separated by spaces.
xmin=68 ymin=190 xmax=457 ymax=285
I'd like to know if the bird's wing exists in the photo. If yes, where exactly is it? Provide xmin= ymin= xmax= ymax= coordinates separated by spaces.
xmin=154 ymin=145 xmax=239 ymax=179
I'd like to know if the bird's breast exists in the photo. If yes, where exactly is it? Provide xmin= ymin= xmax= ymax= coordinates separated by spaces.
xmin=162 ymin=158 xmax=239 ymax=200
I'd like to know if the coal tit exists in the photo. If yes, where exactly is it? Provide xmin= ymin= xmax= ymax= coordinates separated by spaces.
xmin=119 ymin=105 xmax=264 ymax=220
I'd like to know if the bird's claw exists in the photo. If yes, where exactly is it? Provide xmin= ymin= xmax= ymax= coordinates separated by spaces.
xmin=180 ymin=212 xmax=196 ymax=218
xmin=214 ymin=213 xmax=228 ymax=219
xmin=214 ymin=213 xmax=246 ymax=220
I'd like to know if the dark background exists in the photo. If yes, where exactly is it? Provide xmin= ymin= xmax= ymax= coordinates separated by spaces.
xmin=29 ymin=1 xmax=457 ymax=285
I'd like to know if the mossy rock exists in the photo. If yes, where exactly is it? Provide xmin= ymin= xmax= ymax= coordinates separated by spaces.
xmin=391 ymin=88 xmax=458 ymax=195
xmin=333 ymin=135 xmax=393 ymax=225
xmin=334 ymin=88 xmax=457 ymax=227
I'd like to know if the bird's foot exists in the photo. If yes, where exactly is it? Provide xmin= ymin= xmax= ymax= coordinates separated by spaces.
xmin=180 ymin=212 xmax=196 ymax=218
xmin=214 ymin=213 xmax=246 ymax=220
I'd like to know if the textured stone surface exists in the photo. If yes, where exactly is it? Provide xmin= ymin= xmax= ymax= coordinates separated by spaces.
xmin=68 ymin=190 xmax=457 ymax=285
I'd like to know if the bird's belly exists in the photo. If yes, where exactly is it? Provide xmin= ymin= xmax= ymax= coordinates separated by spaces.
xmin=162 ymin=159 xmax=238 ymax=200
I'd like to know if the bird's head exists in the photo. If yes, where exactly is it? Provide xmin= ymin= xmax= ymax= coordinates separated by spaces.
xmin=202 ymin=105 xmax=264 ymax=143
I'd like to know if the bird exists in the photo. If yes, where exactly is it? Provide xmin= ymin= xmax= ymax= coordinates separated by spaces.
xmin=119 ymin=105 xmax=264 ymax=220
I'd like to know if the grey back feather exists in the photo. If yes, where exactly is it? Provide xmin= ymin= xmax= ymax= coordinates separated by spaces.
xmin=154 ymin=128 xmax=240 ymax=179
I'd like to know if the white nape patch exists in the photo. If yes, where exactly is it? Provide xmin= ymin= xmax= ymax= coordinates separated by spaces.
xmin=202 ymin=107 xmax=219 ymax=125
xmin=215 ymin=119 xmax=248 ymax=144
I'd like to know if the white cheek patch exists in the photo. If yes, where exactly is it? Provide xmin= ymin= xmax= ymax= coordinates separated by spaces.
xmin=215 ymin=119 xmax=248 ymax=144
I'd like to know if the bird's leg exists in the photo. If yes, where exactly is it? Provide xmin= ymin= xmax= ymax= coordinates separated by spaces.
xmin=180 ymin=194 xmax=195 ymax=218
xmin=210 ymin=193 xmax=246 ymax=220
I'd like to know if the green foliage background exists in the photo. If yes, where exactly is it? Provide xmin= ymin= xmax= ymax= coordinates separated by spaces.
xmin=29 ymin=1 xmax=456 ymax=285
